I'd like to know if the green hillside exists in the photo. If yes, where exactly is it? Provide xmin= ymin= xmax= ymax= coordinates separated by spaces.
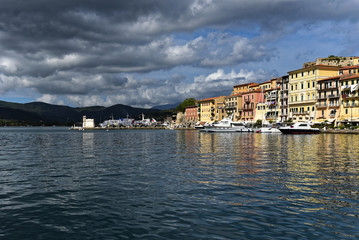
xmin=0 ymin=101 xmax=173 ymax=126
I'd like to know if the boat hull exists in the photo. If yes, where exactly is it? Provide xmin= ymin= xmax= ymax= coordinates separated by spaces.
xmin=279 ymin=129 xmax=321 ymax=134
xmin=257 ymin=127 xmax=281 ymax=133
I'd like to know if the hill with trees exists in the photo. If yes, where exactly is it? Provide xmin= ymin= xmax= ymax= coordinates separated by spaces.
xmin=0 ymin=101 xmax=173 ymax=126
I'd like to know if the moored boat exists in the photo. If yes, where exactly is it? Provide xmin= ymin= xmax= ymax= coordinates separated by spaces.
xmin=200 ymin=117 xmax=252 ymax=132
xmin=279 ymin=122 xmax=321 ymax=134
xmin=256 ymin=126 xmax=281 ymax=133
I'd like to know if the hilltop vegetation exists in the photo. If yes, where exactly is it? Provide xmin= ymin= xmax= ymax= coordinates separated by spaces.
xmin=0 ymin=101 xmax=173 ymax=126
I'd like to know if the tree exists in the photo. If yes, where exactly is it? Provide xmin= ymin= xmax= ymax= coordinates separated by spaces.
xmin=176 ymin=98 xmax=197 ymax=112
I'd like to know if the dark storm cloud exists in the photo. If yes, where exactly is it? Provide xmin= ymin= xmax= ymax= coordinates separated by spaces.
xmin=0 ymin=0 xmax=358 ymax=106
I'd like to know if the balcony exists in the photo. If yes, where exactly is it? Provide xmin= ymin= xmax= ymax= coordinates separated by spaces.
xmin=343 ymin=103 xmax=359 ymax=108
xmin=316 ymin=104 xmax=327 ymax=109
xmin=328 ymin=94 xmax=340 ymax=99
xmin=329 ymin=114 xmax=336 ymax=118
xmin=317 ymin=96 xmax=327 ymax=100
xmin=293 ymin=111 xmax=310 ymax=116
xmin=328 ymin=103 xmax=340 ymax=108
xmin=244 ymin=98 xmax=251 ymax=103
xmin=324 ymin=86 xmax=338 ymax=90
xmin=342 ymin=94 xmax=359 ymax=99
xmin=266 ymin=95 xmax=277 ymax=100
xmin=290 ymin=99 xmax=316 ymax=105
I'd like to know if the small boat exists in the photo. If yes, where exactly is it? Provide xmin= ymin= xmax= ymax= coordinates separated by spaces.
xmin=200 ymin=117 xmax=252 ymax=132
xmin=279 ymin=122 xmax=321 ymax=134
xmin=256 ymin=126 xmax=281 ymax=133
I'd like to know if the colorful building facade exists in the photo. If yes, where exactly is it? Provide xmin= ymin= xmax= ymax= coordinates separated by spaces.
xmin=241 ymin=89 xmax=263 ymax=122
xmin=197 ymin=96 xmax=225 ymax=123
xmin=338 ymin=74 xmax=359 ymax=126
xmin=316 ymin=76 xmax=340 ymax=122
xmin=184 ymin=105 xmax=198 ymax=125
xmin=224 ymin=93 xmax=243 ymax=121
xmin=288 ymin=65 xmax=340 ymax=122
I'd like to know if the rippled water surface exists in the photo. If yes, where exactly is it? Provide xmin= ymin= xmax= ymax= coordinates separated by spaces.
xmin=0 ymin=127 xmax=358 ymax=239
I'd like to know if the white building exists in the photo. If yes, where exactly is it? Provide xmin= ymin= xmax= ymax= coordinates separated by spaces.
xmin=82 ymin=116 xmax=95 ymax=129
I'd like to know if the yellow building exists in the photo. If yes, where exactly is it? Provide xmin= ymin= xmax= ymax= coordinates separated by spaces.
xmin=197 ymin=96 xmax=226 ymax=123
xmin=316 ymin=76 xmax=340 ymax=123
xmin=338 ymin=74 xmax=359 ymax=126
xmin=224 ymin=93 xmax=243 ymax=121
xmin=232 ymin=82 xmax=258 ymax=95
xmin=288 ymin=65 xmax=340 ymax=122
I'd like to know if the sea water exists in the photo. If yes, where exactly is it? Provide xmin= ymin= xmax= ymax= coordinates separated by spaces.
xmin=0 ymin=127 xmax=358 ymax=239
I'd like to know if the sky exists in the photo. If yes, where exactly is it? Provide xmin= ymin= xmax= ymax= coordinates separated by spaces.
xmin=1 ymin=0 xmax=359 ymax=108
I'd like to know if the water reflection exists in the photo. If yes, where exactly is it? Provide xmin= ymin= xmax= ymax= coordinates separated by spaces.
xmin=176 ymin=131 xmax=359 ymax=237
xmin=82 ymin=132 xmax=94 ymax=159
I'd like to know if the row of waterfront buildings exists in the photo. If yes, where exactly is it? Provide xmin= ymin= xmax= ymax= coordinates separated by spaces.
xmin=184 ymin=56 xmax=359 ymax=127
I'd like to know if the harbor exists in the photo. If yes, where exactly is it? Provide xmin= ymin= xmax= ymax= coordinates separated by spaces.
xmin=1 ymin=127 xmax=358 ymax=239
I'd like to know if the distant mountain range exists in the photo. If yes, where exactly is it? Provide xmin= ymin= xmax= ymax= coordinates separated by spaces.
xmin=0 ymin=101 xmax=176 ymax=126
xmin=151 ymin=103 xmax=180 ymax=110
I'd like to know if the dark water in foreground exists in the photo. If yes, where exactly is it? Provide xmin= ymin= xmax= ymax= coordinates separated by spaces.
xmin=0 ymin=127 xmax=358 ymax=239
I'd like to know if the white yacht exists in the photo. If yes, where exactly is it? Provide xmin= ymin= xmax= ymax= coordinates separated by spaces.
xmin=256 ymin=125 xmax=281 ymax=133
xmin=200 ymin=117 xmax=252 ymax=133
xmin=279 ymin=122 xmax=321 ymax=134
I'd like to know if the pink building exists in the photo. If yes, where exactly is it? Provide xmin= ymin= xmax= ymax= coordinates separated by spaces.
xmin=241 ymin=89 xmax=265 ymax=122
xmin=185 ymin=105 xmax=198 ymax=124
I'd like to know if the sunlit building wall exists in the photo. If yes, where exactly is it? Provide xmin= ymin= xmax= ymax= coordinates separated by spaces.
xmin=288 ymin=65 xmax=340 ymax=122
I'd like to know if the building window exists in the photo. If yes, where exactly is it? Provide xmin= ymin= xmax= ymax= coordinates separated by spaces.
xmin=301 ymin=83 xmax=304 ymax=89
xmin=312 ymin=82 xmax=315 ymax=88
xmin=308 ymin=82 xmax=310 ymax=88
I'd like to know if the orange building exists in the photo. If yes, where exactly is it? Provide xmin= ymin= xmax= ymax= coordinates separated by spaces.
xmin=232 ymin=82 xmax=257 ymax=95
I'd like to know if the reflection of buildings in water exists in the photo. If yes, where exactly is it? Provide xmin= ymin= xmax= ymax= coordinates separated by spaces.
xmin=283 ymin=134 xmax=359 ymax=211
xmin=82 ymin=132 xmax=95 ymax=159
xmin=176 ymin=130 xmax=200 ymax=154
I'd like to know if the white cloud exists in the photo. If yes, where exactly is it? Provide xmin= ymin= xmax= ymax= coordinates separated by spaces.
xmin=36 ymin=94 xmax=65 ymax=106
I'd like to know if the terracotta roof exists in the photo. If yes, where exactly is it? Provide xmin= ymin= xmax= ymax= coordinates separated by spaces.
xmin=242 ymin=89 xmax=262 ymax=94
xmin=225 ymin=93 xmax=243 ymax=98
xmin=233 ymin=82 xmax=255 ymax=88
xmin=261 ymin=80 xmax=272 ymax=84
xmin=288 ymin=64 xmax=340 ymax=73
xmin=339 ymin=65 xmax=359 ymax=70
xmin=317 ymin=76 xmax=340 ymax=82
xmin=339 ymin=74 xmax=359 ymax=81
xmin=185 ymin=105 xmax=197 ymax=109
xmin=197 ymin=96 xmax=224 ymax=103
xmin=196 ymin=97 xmax=217 ymax=102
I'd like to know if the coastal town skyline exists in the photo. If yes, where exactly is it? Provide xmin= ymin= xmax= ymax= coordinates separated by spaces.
xmin=1 ymin=1 xmax=359 ymax=108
